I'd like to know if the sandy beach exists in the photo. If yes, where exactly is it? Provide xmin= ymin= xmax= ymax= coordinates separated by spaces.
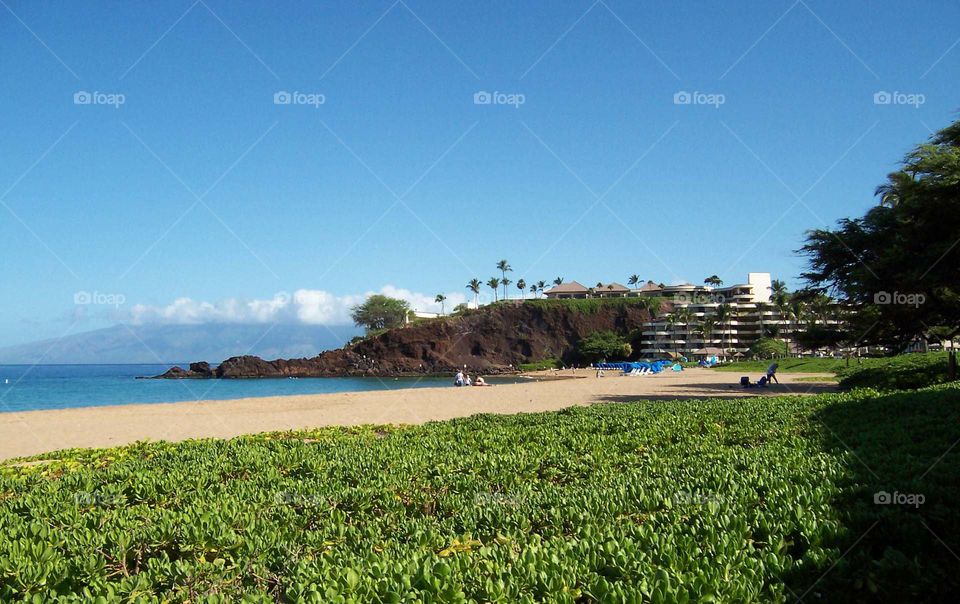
xmin=0 ymin=368 xmax=835 ymax=461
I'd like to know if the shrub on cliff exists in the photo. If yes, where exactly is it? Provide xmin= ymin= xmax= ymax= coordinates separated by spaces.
xmin=350 ymin=295 xmax=410 ymax=333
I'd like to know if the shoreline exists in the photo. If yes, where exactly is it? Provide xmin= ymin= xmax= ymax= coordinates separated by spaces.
xmin=0 ymin=368 xmax=836 ymax=461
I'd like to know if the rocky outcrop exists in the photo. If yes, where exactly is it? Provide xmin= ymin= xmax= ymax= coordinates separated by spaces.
xmin=153 ymin=299 xmax=659 ymax=379
xmin=150 ymin=362 xmax=215 ymax=379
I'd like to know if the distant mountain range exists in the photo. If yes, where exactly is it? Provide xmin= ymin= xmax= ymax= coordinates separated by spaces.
xmin=0 ymin=324 xmax=362 ymax=365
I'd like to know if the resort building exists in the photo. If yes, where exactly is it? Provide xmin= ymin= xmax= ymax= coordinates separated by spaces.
xmin=546 ymin=272 xmax=833 ymax=358
xmin=543 ymin=281 xmax=591 ymax=299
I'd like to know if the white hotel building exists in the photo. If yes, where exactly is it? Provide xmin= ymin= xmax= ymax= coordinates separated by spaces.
xmin=544 ymin=273 xmax=808 ymax=358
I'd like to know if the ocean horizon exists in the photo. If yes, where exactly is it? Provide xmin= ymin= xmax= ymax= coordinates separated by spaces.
xmin=0 ymin=364 xmax=514 ymax=413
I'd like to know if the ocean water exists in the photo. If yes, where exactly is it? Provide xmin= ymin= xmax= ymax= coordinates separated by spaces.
xmin=0 ymin=365 xmax=518 ymax=413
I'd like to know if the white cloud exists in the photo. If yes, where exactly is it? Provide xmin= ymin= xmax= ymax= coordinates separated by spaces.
xmin=127 ymin=286 xmax=468 ymax=326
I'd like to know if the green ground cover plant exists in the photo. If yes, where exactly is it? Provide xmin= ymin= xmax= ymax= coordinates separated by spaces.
xmin=836 ymin=352 xmax=950 ymax=390
xmin=2 ymin=384 xmax=958 ymax=601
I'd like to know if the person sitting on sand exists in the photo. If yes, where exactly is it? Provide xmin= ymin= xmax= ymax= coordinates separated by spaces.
xmin=473 ymin=376 xmax=491 ymax=386
xmin=465 ymin=374 xmax=472 ymax=386
xmin=766 ymin=362 xmax=779 ymax=384
xmin=454 ymin=370 xmax=464 ymax=387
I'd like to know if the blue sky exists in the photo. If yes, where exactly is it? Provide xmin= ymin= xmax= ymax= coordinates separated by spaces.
xmin=0 ymin=0 xmax=957 ymax=347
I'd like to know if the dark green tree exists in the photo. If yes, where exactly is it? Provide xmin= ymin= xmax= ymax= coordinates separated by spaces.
xmin=578 ymin=331 xmax=632 ymax=362
xmin=799 ymin=118 xmax=960 ymax=354
xmin=350 ymin=295 xmax=411 ymax=332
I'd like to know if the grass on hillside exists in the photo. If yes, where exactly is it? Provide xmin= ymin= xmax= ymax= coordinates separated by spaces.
xmin=2 ymin=385 xmax=959 ymax=601
xmin=524 ymin=296 xmax=662 ymax=315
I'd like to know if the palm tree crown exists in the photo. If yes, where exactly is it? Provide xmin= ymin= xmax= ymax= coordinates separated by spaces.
xmin=486 ymin=277 xmax=500 ymax=302
xmin=466 ymin=278 xmax=481 ymax=307
xmin=496 ymin=260 xmax=512 ymax=300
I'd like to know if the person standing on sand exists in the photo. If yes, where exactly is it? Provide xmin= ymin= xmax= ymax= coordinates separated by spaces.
xmin=454 ymin=370 xmax=464 ymax=387
xmin=766 ymin=362 xmax=779 ymax=384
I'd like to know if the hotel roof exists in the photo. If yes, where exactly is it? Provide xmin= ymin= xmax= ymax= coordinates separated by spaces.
xmin=592 ymin=282 xmax=630 ymax=292
xmin=544 ymin=280 xmax=590 ymax=294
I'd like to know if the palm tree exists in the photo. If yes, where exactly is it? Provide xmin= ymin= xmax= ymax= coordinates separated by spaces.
xmin=715 ymin=303 xmax=731 ymax=358
xmin=536 ymin=280 xmax=547 ymax=299
xmin=675 ymin=306 xmax=694 ymax=357
xmin=788 ymin=294 xmax=808 ymax=328
xmin=809 ymin=293 xmax=833 ymax=325
xmin=496 ymin=260 xmax=512 ymax=300
xmin=529 ymin=283 xmax=538 ymax=298
xmin=516 ymin=278 xmax=526 ymax=299
xmin=628 ymin=274 xmax=640 ymax=287
xmin=486 ymin=277 xmax=500 ymax=302
xmin=466 ymin=279 xmax=481 ymax=308
xmin=665 ymin=313 xmax=679 ymax=357
xmin=756 ymin=300 xmax=769 ymax=338
xmin=434 ymin=294 xmax=447 ymax=316
xmin=697 ymin=316 xmax=717 ymax=352
xmin=704 ymin=275 xmax=723 ymax=287
xmin=875 ymin=171 xmax=914 ymax=208
xmin=553 ymin=277 xmax=564 ymax=286
xmin=770 ymin=279 xmax=790 ymax=355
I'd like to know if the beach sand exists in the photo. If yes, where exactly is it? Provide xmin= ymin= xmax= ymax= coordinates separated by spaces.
xmin=0 ymin=368 xmax=836 ymax=461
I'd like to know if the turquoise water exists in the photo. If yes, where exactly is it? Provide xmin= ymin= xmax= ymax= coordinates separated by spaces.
xmin=0 ymin=365 xmax=519 ymax=413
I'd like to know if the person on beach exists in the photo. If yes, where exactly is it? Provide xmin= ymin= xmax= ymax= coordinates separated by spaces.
xmin=766 ymin=362 xmax=779 ymax=384
xmin=465 ymin=374 xmax=472 ymax=386
xmin=473 ymin=376 xmax=491 ymax=386
xmin=454 ymin=370 xmax=464 ymax=387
